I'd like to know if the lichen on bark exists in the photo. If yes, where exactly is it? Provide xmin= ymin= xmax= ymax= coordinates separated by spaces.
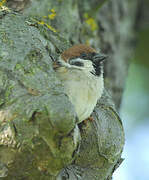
xmin=0 ymin=9 xmax=79 ymax=179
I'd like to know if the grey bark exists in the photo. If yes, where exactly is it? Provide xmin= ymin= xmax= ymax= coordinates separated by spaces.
xmin=0 ymin=0 xmax=140 ymax=179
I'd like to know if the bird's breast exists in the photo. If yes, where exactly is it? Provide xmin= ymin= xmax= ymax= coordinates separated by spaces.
xmin=56 ymin=69 xmax=104 ymax=123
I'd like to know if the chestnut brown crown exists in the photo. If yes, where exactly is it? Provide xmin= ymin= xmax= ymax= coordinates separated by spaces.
xmin=61 ymin=44 xmax=96 ymax=62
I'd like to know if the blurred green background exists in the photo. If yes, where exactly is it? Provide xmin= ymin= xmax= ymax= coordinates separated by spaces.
xmin=114 ymin=19 xmax=149 ymax=180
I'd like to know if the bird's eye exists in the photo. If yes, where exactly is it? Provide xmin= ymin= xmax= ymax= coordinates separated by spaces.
xmin=91 ymin=52 xmax=96 ymax=56
xmin=80 ymin=53 xmax=87 ymax=59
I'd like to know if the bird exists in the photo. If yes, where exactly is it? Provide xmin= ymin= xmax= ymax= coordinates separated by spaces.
xmin=53 ymin=44 xmax=107 ymax=123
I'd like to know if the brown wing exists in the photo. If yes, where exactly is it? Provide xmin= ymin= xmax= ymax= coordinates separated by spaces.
xmin=61 ymin=44 xmax=96 ymax=62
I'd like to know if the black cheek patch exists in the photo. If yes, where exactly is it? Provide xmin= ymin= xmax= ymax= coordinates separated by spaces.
xmin=69 ymin=59 xmax=84 ymax=67
xmin=73 ymin=61 xmax=84 ymax=67
xmin=92 ymin=62 xmax=103 ymax=76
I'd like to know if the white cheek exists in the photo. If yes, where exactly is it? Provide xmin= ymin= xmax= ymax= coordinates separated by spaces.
xmin=83 ymin=60 xmax=94 ymax=72
xmin=85 ymin=61 xmax=92 ymax=67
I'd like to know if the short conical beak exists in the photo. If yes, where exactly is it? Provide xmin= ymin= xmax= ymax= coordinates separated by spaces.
xmin=93 ymin=53 xmax=108 ymax=62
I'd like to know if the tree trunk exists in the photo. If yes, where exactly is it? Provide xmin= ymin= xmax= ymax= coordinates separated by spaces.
xmin=0 ymin=0 xmax=139 ymax=179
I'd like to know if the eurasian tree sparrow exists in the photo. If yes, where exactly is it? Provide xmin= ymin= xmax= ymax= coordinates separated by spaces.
xmin=53 ymin=44 xmax=107 ymax=123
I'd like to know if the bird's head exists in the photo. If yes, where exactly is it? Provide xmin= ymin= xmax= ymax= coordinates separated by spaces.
xmin=53 ymin=44 xmax=107 ymax=76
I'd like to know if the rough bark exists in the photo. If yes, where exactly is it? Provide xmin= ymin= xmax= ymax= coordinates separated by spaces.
xmin=0 ymin=0 xmax=139 ymax=179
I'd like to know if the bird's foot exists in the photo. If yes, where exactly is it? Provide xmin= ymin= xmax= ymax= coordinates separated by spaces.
xmin=83 ymin=116 xmax=94 ymax=125
xmin=87 ymin=116 xmax=94 ymax=121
